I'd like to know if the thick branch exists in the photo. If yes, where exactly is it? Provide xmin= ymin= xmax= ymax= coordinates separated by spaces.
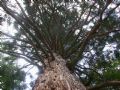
xmin=98 ymin=29 xmax=120 ymax=37
xmin=88 ymin=81 xmax=120 ymax=90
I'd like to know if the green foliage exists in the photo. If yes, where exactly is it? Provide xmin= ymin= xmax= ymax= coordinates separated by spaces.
xmin=0 ymin=54 xmax=26 ymax=90
xmin=103 ymin=59 xmax=120 ymax=80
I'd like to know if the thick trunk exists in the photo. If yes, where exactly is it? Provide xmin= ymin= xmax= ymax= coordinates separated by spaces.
xmin=33 ymin=54 xmax=86 ymax=90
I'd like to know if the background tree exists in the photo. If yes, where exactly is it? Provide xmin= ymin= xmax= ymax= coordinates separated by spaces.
xmin=0 ymin=0 xmax=120 ymax=90
xmin=0 ymin=53 xmax=26 ymax=90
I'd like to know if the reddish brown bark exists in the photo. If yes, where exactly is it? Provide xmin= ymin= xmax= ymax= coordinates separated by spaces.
xmin=33 ymin=53 xmax=86 ymax=90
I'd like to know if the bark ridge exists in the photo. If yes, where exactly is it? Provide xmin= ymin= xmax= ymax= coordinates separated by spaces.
xmin=33 ymin=53 xmax=86 ymax=90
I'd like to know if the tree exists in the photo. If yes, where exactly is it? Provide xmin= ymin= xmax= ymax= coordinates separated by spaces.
xmin=0 ymin=0 xmax=120 ymax=90
xmin=0 ymin=53 xmax=26 ymax=90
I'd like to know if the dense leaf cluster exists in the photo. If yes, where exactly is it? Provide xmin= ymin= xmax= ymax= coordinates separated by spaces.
xmin=0 ymin=54 xmax=26 ymax=90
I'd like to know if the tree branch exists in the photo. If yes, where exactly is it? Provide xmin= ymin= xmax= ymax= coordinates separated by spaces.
xmin=0 ymin=1 xmax=49 ymax=57
xmin=98 ymin=29 xmax=120 ymax=37
xmin=68 ymin=2 xmax=120 ymax=67
xmin=0 ymin=31 xmax=29 ymax=43
xmin=88 ymin=81 xmax=120 ymax=90
xmin=0 ymin=49 xmax=43 ymax=70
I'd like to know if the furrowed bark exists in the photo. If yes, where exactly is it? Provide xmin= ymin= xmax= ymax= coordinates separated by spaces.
xmin=33 ymin=53 xmax=86 ymax=90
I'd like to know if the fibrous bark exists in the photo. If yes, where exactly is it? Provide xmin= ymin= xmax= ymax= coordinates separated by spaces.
xmin=33 ymin=53 xmax=86 ymax=90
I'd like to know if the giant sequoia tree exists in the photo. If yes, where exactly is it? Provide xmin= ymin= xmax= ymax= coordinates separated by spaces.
xmin=1 ymin=0 xmax=120 ymax=90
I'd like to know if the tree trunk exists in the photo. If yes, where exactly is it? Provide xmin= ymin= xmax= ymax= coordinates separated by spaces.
xmin=33 ymin=53 xmax=86 ymax=90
